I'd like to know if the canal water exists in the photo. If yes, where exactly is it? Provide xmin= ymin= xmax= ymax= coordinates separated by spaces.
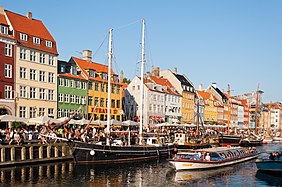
xmin=0 ymin=143 xmax=281 ymax=187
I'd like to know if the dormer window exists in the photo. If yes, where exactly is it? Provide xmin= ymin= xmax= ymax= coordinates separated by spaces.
xmin=33 ymin=37 xmax=41 ymax=45
xmin=46 ymin=40 xmax=53 ymax=48
xmin=102 ymin=73 xmax=107 ymax=80
xmin=1 ymin=25 xmax=8 ymax=35
xmin=89 ymin=70 xmax=96 ymax=78
xmin=20 ymin=33 xmax=28 ymax=41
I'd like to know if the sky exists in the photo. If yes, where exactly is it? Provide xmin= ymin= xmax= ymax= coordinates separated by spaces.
xmin=2 ymin=0 xmax=282 ymax=103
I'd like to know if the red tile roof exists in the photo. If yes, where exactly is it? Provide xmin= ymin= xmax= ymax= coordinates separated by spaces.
xmin=5 ymin=10 xmax=58 ymax=54
xmin=196 ymin=90 xmax=211 ymax=100
xmin=58 ymin=72 xmax=86 ymax=80
xmin=0 ymin=14 xmax=8 ymax=25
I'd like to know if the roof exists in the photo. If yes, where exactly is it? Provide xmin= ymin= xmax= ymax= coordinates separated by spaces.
xmin=0 ymin=14 xmax=8 ymax=25
xmin=58 ymin=72 xmax=86 ymax=81
xmin=149 ymin=76 xmax=181 ymax=96
xmin=5 ymin=10 xmax=58 ymax=54
xmin=196 ymin=90 xmax=211 ymax=100
xmin=174 ymin=73 xmax=193 ymax=87
xmin=213 ymin=86 xmax=228 ymax=101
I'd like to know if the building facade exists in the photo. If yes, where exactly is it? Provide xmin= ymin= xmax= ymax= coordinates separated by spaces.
xmin=5 ymin=10 xmax=58 ymax=118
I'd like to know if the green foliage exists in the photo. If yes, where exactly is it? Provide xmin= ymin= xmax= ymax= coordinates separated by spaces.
xmin=12 ymin=122 xmax=22 ymax=129
xmin=123 ymin=78 xmax=131 ymax=84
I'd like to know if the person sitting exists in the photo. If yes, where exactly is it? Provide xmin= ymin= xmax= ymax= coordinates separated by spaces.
xmin=205 ymin=153 xmax=211 ymax=161
xmin=269 ymin=153 xmax=275 ymax=160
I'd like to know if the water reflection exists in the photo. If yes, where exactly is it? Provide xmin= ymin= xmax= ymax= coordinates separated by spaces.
xmin=256 ymin=170 xmax=282 ymax=186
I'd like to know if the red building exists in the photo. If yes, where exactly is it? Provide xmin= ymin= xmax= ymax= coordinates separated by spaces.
xmin=0 ymin=8 xmax=16 ymax=116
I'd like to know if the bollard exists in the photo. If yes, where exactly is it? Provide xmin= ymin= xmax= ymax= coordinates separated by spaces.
xmin=39 ymin=146 xmax=43 ymax=159
xmin=1 ymin=147 xmax=5 ymax=162
xmin=10 ymin=147 xmax=15 ymax=161
xmin=29 ymin=146 xmax=33 ymax=160
xmin=47 ymin=145 xmax=51 ymax=158
xmin=55 ymin=146 xmax=59 ymax=157
xmin=21 ymin=147 xmax=26 ymax=161
xmin=62 ymin=145 xmax=66 ymax=157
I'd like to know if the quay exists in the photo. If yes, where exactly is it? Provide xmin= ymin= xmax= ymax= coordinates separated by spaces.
xmin=0 ymin=142 xmax=73 ymax=167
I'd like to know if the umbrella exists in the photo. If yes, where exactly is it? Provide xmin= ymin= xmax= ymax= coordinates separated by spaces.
xmin=28 ymin=116 xmax=59 ymax=125
xmin=101 ymin=119 xmax=124 ymax=126
xmin=122 ymin=120 xmax=139 ymax=126
xmin=69 ymin=118 xmax=90 ymax=125
xmin=0 ymin=114 xmax=28 ymax=123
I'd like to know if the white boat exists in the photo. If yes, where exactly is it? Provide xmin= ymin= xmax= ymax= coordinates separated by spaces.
xmin=262 ymin=136 xmax=273 ymax=144
xmin=168 ymin=147 xmax=259 ymax=171
xmin=273 ymin=136 xmax=282 ymax=142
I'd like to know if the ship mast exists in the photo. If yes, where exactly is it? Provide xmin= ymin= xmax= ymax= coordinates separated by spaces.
xmin=255 ymin=83 xmax=260 ymax=134
xmin=106 ymin=28 xmax=113 ymax=146
xmin=139 ymin=18 xmax=145 ymax=145
xmin=227 ymin=84 xmax=231 ymax=135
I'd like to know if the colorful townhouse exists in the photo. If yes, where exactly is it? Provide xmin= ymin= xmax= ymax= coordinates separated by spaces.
xmin=0 ymin=7 xmax=16 ymax=116
xmin=125 ymin=68 xmax=181 ymax=126
xmin=160 ymin=68 xmax=195 ymax=124
xmin=72 ymin=50 xmax=124 ymax=121
xmin=3 ymin=9 xmax=58 ymax=118
xmin=57 ymin=60 xmax=88 ymax=118
xmin=195 ymin=90 xmax=217 ymax=124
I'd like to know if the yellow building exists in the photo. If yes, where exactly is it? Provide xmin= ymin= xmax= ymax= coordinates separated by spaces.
xmin=196 ymin=90 xmax=217 ymax=123
xmin=5 ymin=10 xmax=58 ymax=118
xmin=72 ymin=50 xmax=123 ymax=121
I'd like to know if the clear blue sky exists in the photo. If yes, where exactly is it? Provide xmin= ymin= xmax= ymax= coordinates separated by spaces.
xmin=2 ymin=1 xmax=282 ymax=103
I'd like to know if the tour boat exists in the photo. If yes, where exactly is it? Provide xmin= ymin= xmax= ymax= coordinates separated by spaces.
xmin=168 ymin=147 xmax=259 ymax=171
xmin=255 ymin=152 xmax=282 ymax=173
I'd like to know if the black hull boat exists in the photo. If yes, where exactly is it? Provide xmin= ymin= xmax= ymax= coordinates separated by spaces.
xmin=70 ymin=141 xmax=174 ymax=164
xmin=218 ymin=135 xmax=242 ymax=146
xmin=239 ymin=138 xmax=263 ymax=147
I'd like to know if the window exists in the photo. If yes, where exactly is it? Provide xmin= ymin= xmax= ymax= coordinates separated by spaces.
xmin=19 ymin=67 xmax=26 ymax=79
xmin=82 ymin=82 xmax=86 ymax=90
xmin=4 ymin=85 xmax=12 ymax=99
xmin=100 ymin=98 xmax=104 ymax=107
xmin=95 ymin=83 xmax=99 ymax=91
xmin=58 ymin=109 xmax=62 ymax=118
xmin=30 ymin=51 xmax=36 ymax=62
xmin=64 ymin=79 xmax=69 ymax=87
xmin=39 ymin=53 xmax=45 ymax=64
xmin=59 ymin=93 xmax=63 ymax=102
xmin=39 ymin=108 xmax=45 ymax=116
xmin=20 ymin=48 xmax=27 ymax=60
xmin=30 ymin=87 xmax=36 ymax=99
xmin=117 ymin=85 xmax=120 ymax=94
xmin=20 ymin=33 xmax=28 ymax=41
xmin=76 ymin=95 xmax=80 ymax=104
xmin=94 ymin=97 xmax=99 ymax=107
xmin=39 ymin=71 xmax=46 ymax=82
xmin=111 ymin=99 xmax=115 ymax=108
xmin=64 ymin=94 xmax=69 ymax=103
xmin=101 ymin=84 xmax=104 ymax=92
xmin=29 ymin=107 xmax=36 ymax=118
xmin=48 ymin=72 xmax=54 ymax=83
xmin=4 ymin=64 xmax=12 ymax=78
xmin=33 ymin=37 xmax=40 ymax=45
xmin=64 ymin=109 xmax=69 ymax=117
xmin=88 ymin=82 xmax=93 ymax=90
xmin=1 ymin=25 xmax=8 ymax=35
xmin=48 ymin=55 xmax=54 ymax=65
xmin=39 ymin=88 xmax=45 ymax=100
xmin=116 ymin=100 xmax=120 ymax=108
xmin=76 ymin=81 xmax=80 ymax=89
xmin=30 ymin=69 xmax=36 ymax=80
xmin=70 ymin=95 xmax=75 ymax=103
xmin=111 ymin=85 xmax=115 ymax=93
xmin=81 ymin=96 xmax=86 ymax=104
xmin=46 ymin=40 xmax=53 ymax=48
xmin=19 ymin=86 xmax=27 ymax=98
xmin=48 ymin=90 xmax=54 ymax=101
xmin=70 ymin=80 xmax=74 ymax=88
xmin=59 ymin=78 xmax=64 ymax=86
xmin=19 ymin=106 xmax=26 ymax=118
xmin=5 ymin=44 xmax=12 ymax=56
xmin=88 ymin=96 xmax=92 ymax=105
xmin=48 ymin=108 xmax=54 ymax=117
xmin=89 ymin=70 xmax=95 ymax=78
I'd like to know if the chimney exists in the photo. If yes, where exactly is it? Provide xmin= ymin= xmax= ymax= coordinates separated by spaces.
xmin=212 ymin=82 xmax=217 ymax=88
xmin=152 ymin=66 xmax=160 ymax=77
xmin=173 ymin=67 xmax=177 ymax=74
xmin=0 ymin=6 xmax=4 ymax=15
xmin=26 ymin=12 xmax=32 ymax=20
xmin=198 ymin=84 xmax=203 ymax=91
xmin=82 ymin=50 xmax=92 ymax=62
xmin=119 ymin=70 xmax=124 ymax=83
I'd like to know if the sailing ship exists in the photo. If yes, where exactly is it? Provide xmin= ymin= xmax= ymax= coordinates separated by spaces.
xmin=69 ymin=19 xmax=174 ymax=163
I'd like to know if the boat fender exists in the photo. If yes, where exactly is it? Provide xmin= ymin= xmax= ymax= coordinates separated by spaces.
xmin=90 ymin=150 xmax=95 ymax=156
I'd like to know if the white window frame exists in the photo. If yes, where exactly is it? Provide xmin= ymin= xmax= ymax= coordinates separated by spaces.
xmin=20 ymin=67 xmax=27 ymax=79
xmin=29 ymin=107 xmax=36 ymax=118
xmin=58 ymin=109 xmax=62 ymax=118
xmin=30 ymin=50 xmax=36 ymax=62
xmin=39 ymin=71 xmax=46 ymax=82
xmin=48 ymin=108 xmax=54 ymax=117
xmin=64 ymin=94 xmax=69 ymax=103
xmin=39 ymin=108 xmax=45 ymax=116
xmin=1 ymin=25 xmax=8 ymax=35
xmin=30 ymin=69 xmax=37 ymax=80
xmin=19 ymin=86 xmax=27 ymax=98
xmin=48 ymin=55 xmax=54 ymax=66
xmin=4 ymin=64 xmax=12 ymax=78
xmin=19 ymin=106 xmax=26 ymax=118
xmin=46 ymin=40 xmax=53 ymax=48
xmin=59 ymin=93 xmax=63 ymax=102
xmin=4 ymin=85 xmax=12 ymax=99
xmin=20 ymin=48 xmax=27 ymax=60
xmin=70 ymin=95 xmax=75 ymax=103
xmin=48 ymin=72 xmax=54 ymax=83
xmin=33 ymin=37 xmax=41 ymax=45
xmin=39 ymin=53 xmax=45 ymax=64
xmin=30 ymin=87 xmax=36 ymax=99
xmin=39 ymin=88 xmax=46 ymax=100
xmin=4 ymin=43 xmax=12 ymax=57
xmin=48 ymin=90 xmax=54 ymax=101
xmin=20 ymin=33 xmax=28 ymax=41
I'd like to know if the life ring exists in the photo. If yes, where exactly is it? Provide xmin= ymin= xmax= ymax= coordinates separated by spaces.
xmin=90 ymin=150 xmax=95 ymax=156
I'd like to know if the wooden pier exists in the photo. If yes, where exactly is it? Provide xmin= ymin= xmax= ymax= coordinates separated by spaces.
xmin=0 ymin=142 xmax=73 ymax=167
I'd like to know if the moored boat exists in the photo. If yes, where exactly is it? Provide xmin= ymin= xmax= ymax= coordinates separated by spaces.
xmin=255 ymin=152 xmax=282 ymax=173
xmin=168 ymin=146 xmax=259 ymax=171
